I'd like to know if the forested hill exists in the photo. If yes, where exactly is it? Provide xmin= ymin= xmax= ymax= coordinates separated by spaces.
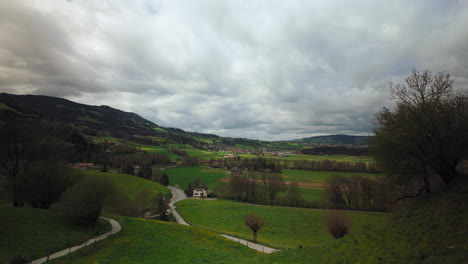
xmin=294 ymin=134 xmax=369 ymax=145
xmin=0 ymin=93 xmax=158 ymax=135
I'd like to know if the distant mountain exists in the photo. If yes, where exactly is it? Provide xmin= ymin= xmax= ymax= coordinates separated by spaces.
xmin=294 ymin=134 xmax=369 ymax=146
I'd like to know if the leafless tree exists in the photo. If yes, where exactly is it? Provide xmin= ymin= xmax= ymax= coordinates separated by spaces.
xmin=244 ymin=214 xmax=265 ymax=243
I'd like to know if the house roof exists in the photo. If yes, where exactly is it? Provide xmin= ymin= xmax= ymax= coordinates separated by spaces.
xmin=193 ymin=184 xmax=208 ymax=190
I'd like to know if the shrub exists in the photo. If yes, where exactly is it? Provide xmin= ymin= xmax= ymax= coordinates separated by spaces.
xmin=60 ymin=176 xmax=116 ymax=226
xmin=324 ymin=211 xmax=351 ymax=239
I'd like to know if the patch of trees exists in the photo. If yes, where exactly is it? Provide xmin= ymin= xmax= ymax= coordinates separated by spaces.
xmin=109 ymin=188 xmax=168 ymax=220
xmin=292 ymin=159 xmax=381 ymax=173
xmin=301 ymin=146 xmax=369 ymax=156
xmin=218 ymin=170 xmax=288 ymax=205
xmin=14 ymin=163 xmax=82 ymax=209
xmin=322 ymin=175 xmax=392 ymax=211
xmin=371 ymin=69 xmax=468 ymax=198
xmin=166 ymin=147 xmax=188 ymax=157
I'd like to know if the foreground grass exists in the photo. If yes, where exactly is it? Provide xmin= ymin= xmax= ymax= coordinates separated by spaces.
xmin=176 ymin=199 xmax=387 ymax=249
xmin=85 ymin=170 xmax=170 ymax=199
xmin=50 ymin=216 xmax=262 ymax=264
xmin=0 ymin=205 xmax=110 ymax=262
xmin=163 ymin=166 xmax=228 ymax=189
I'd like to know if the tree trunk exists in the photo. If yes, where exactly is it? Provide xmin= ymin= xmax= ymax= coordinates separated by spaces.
xmin=253 ymin=231 xmax=257 ymax=243
xmin=423 ymin=166 xmax=431 ymax=193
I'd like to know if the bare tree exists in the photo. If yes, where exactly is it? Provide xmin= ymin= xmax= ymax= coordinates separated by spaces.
xmin=324 ymin=211 xmax=351 ymax=239
xmin=244 ymin=214 xmax=265 ymax=243
xmin=372 ymin=69 xmax=468 ymax=196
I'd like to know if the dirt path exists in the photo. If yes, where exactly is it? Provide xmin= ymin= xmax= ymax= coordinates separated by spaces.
xmin=167 ymin=186 xmax=280 ymax=254
xmin=30 ymin=217 xmax=121 ymax=264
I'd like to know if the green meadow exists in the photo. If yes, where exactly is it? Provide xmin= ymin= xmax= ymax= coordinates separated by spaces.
xmin=84 ymin=170 xmax=170 ymax=199
xmin=176 ymin=199 xmax=388 ymax=249
xmin=50 ymin=217 xmax=262 ymax=264
xmin=162 ymin=166 xmax=228 ymax=189
xmin=282 ymin=169 xmax=383 ymax=184
xmin=266 ymin=153 xmax=375 ymax=163
xmin=0 ymin=205 xmax=110 ymax=262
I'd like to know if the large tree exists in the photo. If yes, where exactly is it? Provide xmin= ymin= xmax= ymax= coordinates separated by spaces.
xmin=371 ymin=69 xmax=468 ymax=194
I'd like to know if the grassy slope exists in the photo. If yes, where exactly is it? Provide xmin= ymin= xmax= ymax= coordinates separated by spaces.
xmin=163 ymin=167 xmax=228 ymax=189
xmin=84 ymin=170 xmax=170 ymax=199
xmin=176 ymin=199 xmax=387 ymax=249
xmin=50 ymin=216 xmax=262 ymax=264
xmin=256 ymin=176 xmax=468 ymax=264
xmin=0 ymin=205 xmax=110 ymax=262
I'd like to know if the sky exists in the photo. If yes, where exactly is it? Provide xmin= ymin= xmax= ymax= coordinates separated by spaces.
xmin=1 ymin=0 xmax=468 ymax=140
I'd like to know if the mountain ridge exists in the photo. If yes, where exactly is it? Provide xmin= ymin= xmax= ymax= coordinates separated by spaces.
xmin=0 ymin=93 xmax=369 ymax=146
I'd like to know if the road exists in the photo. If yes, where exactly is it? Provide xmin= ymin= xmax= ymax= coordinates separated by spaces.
xmin=167 ymin=186 xmax=189 ymax=225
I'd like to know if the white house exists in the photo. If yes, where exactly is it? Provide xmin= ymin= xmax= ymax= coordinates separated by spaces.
xmin=192 ymin=184 xmax=208 ymax=198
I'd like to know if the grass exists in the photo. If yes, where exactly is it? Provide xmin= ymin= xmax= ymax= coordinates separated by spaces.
xmin=282 ymin=169 xmax=383 ymax=184
xmin=50 ymin=216 xmax=262 ymax=264
xmin=266 ymin=154 xmax=375 ymax=163
xmin=176 ymin=199 xmax=388 ymax=249
xmin=93 ymin=136 xmax=181 ymax=159
xmin=277 ymin=187 xmax=324 ymax=201
xmin=162 ymin=166 xmax=228 ymax=189
xmin=0 ymin=204 xmax=111 ymax=262
xmin=84 ymin=170 xmax=170 ymax=199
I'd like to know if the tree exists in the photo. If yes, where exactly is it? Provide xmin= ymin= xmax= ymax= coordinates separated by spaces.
xmin=267 ymin=173 xmax=286 ymax=204
xmin=371 ymin=69 xmax=468 ymax=195
xmin=18 ymin=163 xmax=81 ymax=209
xmin=159 ymin=173 xmax=169 ymax=186
xmin=324 ymin=211 xmax=351 ymax=239
xmin=287 ymin=182 xmax=303 ymax=207
xmin=244 ymin=214 xmax=265 ymax=242
xmin=60 ymin=176 xmax=116 ymax=226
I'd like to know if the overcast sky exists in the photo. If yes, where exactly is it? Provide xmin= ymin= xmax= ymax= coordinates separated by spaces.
xmin=1 ymin=1 xmax=468 ymax=140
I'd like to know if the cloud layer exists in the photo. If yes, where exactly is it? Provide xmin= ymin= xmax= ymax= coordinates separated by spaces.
xmin=1 ymin=0 xmax=468 ymax=140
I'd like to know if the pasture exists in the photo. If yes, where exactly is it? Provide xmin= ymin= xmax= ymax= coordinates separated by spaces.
xmin=0 ymin=205 xmax=110 ymax=262
xmin=84 ymin=170 xmax=170 ymax=199
xmin=162 ymin=166 xmax=228 ymax=189
xmin=50 ymin=217 xmax=262 ymax=264
xmin=176 ymin=199 xmax=388 ymax=249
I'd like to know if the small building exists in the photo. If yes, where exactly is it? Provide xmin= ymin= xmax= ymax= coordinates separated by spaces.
xmin=192 ymin=184 xmax=208 ymax=198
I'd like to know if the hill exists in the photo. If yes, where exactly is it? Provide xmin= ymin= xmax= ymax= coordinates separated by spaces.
xmin=0 ymin=93 xmax=158 ymax=135
xmin=0 ymin=93 xmax=369 ymax=149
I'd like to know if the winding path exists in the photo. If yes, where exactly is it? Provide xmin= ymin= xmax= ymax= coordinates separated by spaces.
xmin=167 ymin=186 xmax=280 ymax=254
xmin=30 ymin=217 xmax=121 ymax=264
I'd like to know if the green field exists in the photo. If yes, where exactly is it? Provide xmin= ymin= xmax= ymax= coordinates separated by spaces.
xmin=176 ymin=199 xmax=388 ymax=249
xmin=282 ymin=169 xmax=382 ymax=184
xmin=162 ymin=166 xmax=228 ymax=189
xmin=267 ymin=153 xmax=374 ymax=163
xmin=84 ymin=170 xmax=170 ymax=199
xmin=50 ymin=216 xmax=262 ymax=264
xmin=0 ymin=205 xmax=110 ymax=262
xmin=93 ymin=136 xmax=181 ymax=159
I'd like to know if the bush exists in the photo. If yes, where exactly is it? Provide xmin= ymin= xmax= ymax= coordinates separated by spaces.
xmin=16 ymin=163 xmax=81 ymax=209
xmin=60 ymin=176 xmax=116 ymax=226
xmin=324 ymin=211 xmax=351 ymax=239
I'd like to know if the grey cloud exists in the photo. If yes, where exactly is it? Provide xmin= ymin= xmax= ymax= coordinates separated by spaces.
xmin=1 ymin=0 xmax=468 ymax=140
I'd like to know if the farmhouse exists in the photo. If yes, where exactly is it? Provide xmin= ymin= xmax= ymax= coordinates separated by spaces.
xmin=192 ymin=184 xmax=208 ymax=198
